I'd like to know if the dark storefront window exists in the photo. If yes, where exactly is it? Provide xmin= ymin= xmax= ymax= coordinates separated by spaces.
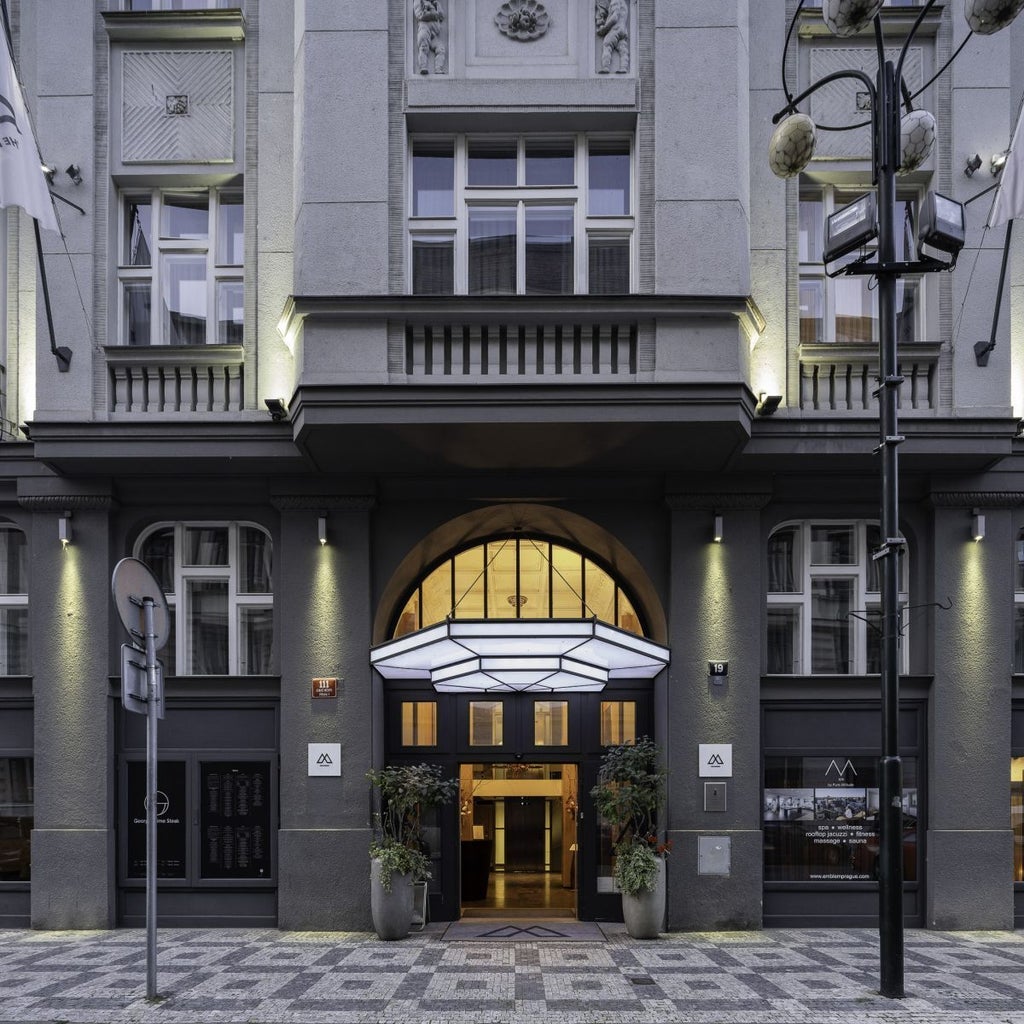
xmin=1014 ymin=757 xmax=1023 ymax=884
xmin=0 ymin=756 xmax=32 ymax=881
xmin=126 ymin=760 xmax=188 ymax=879
xmin=764 ymin=755 xmax=918 ymax=882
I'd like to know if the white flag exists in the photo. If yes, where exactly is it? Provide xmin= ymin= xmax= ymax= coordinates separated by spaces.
xmin=989 ymin=103 xmax=1024 ymax=228
xmin=0 ymin=28 xmax=57 ymax=233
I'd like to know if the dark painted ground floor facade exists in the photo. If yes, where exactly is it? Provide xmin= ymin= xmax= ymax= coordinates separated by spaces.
xmin=1 ymin=460 xmax=1023 ymax=933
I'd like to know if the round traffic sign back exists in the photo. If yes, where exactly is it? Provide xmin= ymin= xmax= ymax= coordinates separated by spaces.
xmin=111 ymin=557 xmax=171 ymax=651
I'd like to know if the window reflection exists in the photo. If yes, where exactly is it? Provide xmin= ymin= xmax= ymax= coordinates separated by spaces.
xmin=469 ymin=701 xmax=503 ymax=746
xmin=600 ymin=701 xmax=635 ymax=745
xmin=402 ymin=702 xmax=438 ymax=746
xmin=534 ymin=701 xmax=568 ymax=746
xmin=0 ymin=757 xmax=32 ymax=880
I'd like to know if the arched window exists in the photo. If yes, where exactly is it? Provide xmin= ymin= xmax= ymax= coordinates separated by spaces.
xmin=136 ymin=522 xmax=273 ymax=676
xmin=0 ymin=527 xmax=28 ymax=675
xmin=766 ymin=521 xmax=908 ymax=675
xmin=392 ymin=535 xmax=644 ymax=638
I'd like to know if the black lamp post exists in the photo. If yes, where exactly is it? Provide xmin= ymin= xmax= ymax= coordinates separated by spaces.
xmin=768 ymin=0 xmax=1023 ymax=1000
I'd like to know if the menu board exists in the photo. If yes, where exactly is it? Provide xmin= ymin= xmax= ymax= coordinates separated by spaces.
xmin=763 ymin=755 xmax=918 ymax=882
xmin=126 ymin=760 xmax=188 ymax=879
xmin=201 ymin=761 xmax=271 ymax=879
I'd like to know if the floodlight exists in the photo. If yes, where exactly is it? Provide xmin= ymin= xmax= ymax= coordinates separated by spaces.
xmin=823 ymin=192 xmax=877 ymax=263
xmin=917 ymin=192 xmax=965 ymax=257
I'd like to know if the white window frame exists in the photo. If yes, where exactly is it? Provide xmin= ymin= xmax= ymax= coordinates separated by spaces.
xmin=407 ymin=133 xmax=635 ymax=295
xmin=117 ymin=186 xmax=243 ymax=346
xmin=799 ymin=181 xmax=926 ymax=346
xmin=135 ymin=522 xmax=272 ymax=676
xmin=0 ymin=527 xmax=27 ymax=676
xmin=766 ymin=520 xmax=909 ymax=676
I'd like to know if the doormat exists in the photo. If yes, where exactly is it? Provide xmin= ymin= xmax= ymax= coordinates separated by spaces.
xmin=441 ymin=919 xmax=606 ymax=941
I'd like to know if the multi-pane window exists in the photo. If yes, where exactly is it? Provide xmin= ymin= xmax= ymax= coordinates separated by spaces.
xmin=1013 ymin=532 xmax=1024 ymax=672
xmin=136 ymin=522 xmax=272 ymax=675
xmin=766 ymin=521 xmax=908 ymax=675
xmin=0 ymin=529 xmax=27 ymax=675
xmin=799 ymin=183 xmax=922 ymax=345
xmin=119 ymin=188 xmax=243 ymax=346
xmin=409 ymin=135 xmax=633 ymax=295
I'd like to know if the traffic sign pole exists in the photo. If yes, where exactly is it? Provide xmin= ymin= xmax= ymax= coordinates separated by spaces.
xmin=142 ymin=595 xmax=159 ymax=1001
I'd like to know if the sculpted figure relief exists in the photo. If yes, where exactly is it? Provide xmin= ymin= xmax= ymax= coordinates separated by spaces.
xmin=414 ymin=0 xmax=446 ymax=75
xmin=596 ymin=0 xmax=629 ymax=74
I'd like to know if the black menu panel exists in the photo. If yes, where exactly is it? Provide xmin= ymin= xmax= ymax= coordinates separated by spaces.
xmin=201 ymin=761 xmax=271 ymax=879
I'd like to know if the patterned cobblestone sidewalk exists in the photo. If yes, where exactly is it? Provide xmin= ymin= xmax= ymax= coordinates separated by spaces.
xmin=1 ymin=925 xmax=1023 ymax=1024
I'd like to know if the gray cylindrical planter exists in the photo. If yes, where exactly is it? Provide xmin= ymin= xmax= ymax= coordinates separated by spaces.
xmin=370 ymin=858 xmax=415 ymax=940
xmin=621 ymin=857 xmax=666 ymax=939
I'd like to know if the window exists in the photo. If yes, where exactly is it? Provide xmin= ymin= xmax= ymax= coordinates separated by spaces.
xmin=136 ymin=522 xmax=272 ymax=675
xmin=766 ymin=521 xmax=908 ymax=675
xmin=600 ymin=701 xmax=636 ymax=746
xmin=469 ymin=701 xmax=503 ymax=746
xmin=401 ymin=701 xmax=438 ymax=747
xmin=1014 ymin=533 xmax=1024 ymax=672
xmin=0 ymin=756 xmax=32 ymax=881
xmin=1014 ymin=757 xmax=1023 ymax=883
xmin=119 ymin=187 xmax=243 ymax=346
xmin=0 ymin=529 xmax=27 ymax=675
xmin=534 ymin=701 xmax=568 ymax=746
xmin=799 ymin=182 xmax=922 ymax=345
xmin=409 ymin=135 xmax=633 ymax=295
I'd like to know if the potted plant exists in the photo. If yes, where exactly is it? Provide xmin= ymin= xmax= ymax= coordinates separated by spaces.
xmin=366 ymin=762 xmax=458 ymax=940
xmin=590 ymin=737 xmax=669 ymax=938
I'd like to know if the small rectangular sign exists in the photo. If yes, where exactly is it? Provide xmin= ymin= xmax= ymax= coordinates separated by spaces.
xmin=308 ymin=743 xmax=341 ymax=777
xmin=311 ymin=677 xmax=338 ymax=699
xmin=708 ymin=661 xmax=729 ymax=676
xmin=699 ymin=743 xmax=733 ymax=778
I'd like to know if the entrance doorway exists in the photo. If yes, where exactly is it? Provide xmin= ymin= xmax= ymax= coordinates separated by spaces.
xmin=459 ymin=763 xmax=578 ymax=918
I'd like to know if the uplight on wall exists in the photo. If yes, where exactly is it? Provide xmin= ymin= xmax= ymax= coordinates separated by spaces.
xmin=318 ymin=514 xmax=327 ymax=546
xmin=971 ymin=510 xmax=985 ymax=542
xmin=713 ymin=514 xmax=724 ymax=544
xmin=58 ymin=510 xmax=72 ymax=548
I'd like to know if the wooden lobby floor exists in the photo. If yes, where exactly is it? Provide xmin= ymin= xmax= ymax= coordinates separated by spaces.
xmin=462 ymin=870 xmax=577 ymax=918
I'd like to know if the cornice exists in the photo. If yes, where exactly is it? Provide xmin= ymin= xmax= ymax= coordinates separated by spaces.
xmin=18 ymin=495 xmax=117 ymax=511
xmin=666 ymin=492 xmax=772 ymax=512
xmin=270 ymin=495 xmax=376 ymax=513
xmin=929 ymin=492 xmax=1024 ymax=509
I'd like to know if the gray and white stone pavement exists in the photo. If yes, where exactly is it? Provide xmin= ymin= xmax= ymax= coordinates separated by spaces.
xmin=1 ymin=923 xmax=1023 ymax=1024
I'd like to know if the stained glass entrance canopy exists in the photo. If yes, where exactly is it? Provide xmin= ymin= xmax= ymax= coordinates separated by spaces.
xmin=369 ymin=618 xmax=670 ymax=693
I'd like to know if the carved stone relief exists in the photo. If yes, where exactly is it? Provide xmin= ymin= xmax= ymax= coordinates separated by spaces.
xmin=414 ymin=0 xmax=448 ymax=74
xmin=595 ymin=0 xmax=629 ymax=73
xmin=495 ymin=0 xmax=551 ymax=40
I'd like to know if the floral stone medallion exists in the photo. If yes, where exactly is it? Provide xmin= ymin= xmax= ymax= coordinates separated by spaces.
xmin=495 ymin=0 xmax=550 ymax=40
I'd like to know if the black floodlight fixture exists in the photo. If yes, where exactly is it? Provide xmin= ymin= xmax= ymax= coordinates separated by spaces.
xmin=917 ymin=192 xmax=965 ymax=257
xmin=264 ymin=397 xmax=289 ymax=422
xmin=823 ymin=191 xmax=877 ymax=264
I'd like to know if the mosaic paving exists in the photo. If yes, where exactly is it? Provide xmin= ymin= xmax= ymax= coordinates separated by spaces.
xmin=0 ymin=925 xmax=1023 ymax=1023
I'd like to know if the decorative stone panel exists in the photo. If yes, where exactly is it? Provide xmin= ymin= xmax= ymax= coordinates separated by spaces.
xmin=122 ymin=50 xmax=234 ymax=163
xmin=105 ymin=345 xmax=244 ymax=413
xmin=808 ymin=47 xmax=922 ymax=160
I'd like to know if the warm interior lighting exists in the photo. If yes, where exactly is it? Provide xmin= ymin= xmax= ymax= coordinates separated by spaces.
xmin=317 ymin=514 xmax=327 ymax=546
xmin=58 ymin=510 xmax=72 ymax=548
xmin=972 ymin=510 xmax=986 ymax=542
xmin=370 ymin=619 xmax=670 ymax=693
xmin=964 ymin=153 xmax=983 ymax=177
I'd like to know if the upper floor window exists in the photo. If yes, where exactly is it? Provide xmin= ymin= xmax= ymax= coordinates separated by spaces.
xmin=409 ymin=135 xmax=633 ymax=295
xmin=766 ymin=521 xmax=908 ymax=675
xmin=799 ymin=182 xmax=922 ymax=346
xmin=119 ymin=187 xmax=243 ymax=346
xmin=136 ymin=522 xmax=272 ymax=675
xmin=0 ymin=528 xmax=27 ymax=675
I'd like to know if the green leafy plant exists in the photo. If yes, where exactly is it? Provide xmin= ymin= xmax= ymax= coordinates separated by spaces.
xmin=367 ymin=763 xmax=459 ymax=891
xmin=590 ymin=737 xmax=669 ymax=897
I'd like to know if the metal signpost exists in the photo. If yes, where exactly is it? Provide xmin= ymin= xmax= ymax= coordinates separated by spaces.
xmin=112 ymin=558 xmax=170 ymax=1001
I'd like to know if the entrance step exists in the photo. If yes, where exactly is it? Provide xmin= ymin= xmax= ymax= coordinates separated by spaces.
xmin=461 ymin=906 xmax=574 ymax=919
xmin=443 ymin=919 xmax=606 ymax=941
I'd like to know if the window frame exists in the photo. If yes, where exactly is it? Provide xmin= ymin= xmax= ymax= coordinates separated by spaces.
xmin=117 ymin=186 xmax=244 ymax=347
xmin=799 ymin=180 xmax=925 ymax=347
xmin=766 ymin=520 xmax=909 ymax=676
xmin=408 ymin=133 xmax=635 ymax=295
xmin=0 ymin=528 xmax=28 ymax=676
xmin=135 ymin=521 xmax=273 ymax=676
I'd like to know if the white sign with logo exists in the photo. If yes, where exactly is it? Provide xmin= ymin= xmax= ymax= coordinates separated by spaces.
xmin=699 ymin=743 xmax=733 ymax=778
xmin=308 ymin=743 xmax=341 ymax=777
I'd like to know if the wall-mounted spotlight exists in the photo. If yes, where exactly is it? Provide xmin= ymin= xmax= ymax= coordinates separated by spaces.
xmin=65 ymin=164 xmax=83 ymax=186
xmin=713 ymin=514 xmax=723 ymax=544
xmin=964 ymin=153 xmax=983 ymax=177
xmin=58 ymin=510 xmax=72 ymax=548
xmin=317 ymin=514 xmax=327 ymax=546
xmin=991 ymin=151 xmax=1008 ymax=175
xmin=756 ymin=393 xmax=783 ymax=417
xmin=40 ymin=163 xmax=56 ymax=185
xmin=264 ymin=397 xmax=288 ymax=422
xmin=971 ymin=509 xmax=985 ymax=542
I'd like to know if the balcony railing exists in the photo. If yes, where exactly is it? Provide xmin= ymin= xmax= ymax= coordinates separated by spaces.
xmin=105 ymin=345 xmax=245 ymax=414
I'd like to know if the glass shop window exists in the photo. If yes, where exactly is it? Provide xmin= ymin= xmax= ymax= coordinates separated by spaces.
xmin=600 ymin=701 xmax=636 ymax=746
xmin=469 ymin=701 xmax=503 ymax=746
xmin=534 ymin=701 xmax=568 ymax=746
xmin=0 ymin=756 xmax=32 ymax=881
xmin=1013 ymin=757 xmax=1023 ymax=884
xmin=402 ymin=702 xmax=438 ymax=747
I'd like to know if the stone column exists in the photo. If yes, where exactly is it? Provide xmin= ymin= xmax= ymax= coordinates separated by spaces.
xmin=274 ymin=493 xmax=376 ymax=930
xmin=663 ymin=491 xmax=767 ymax=930
xmin=927 ymin=494 xmax=1016 ymax=928
xmin=24 ymin=491 xmax=116 ymax=929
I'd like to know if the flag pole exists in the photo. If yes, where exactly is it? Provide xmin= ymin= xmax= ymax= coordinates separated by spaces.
xmin=32 ymin=219 xmax=71 ymax=372
xmin=974 ymin=220 xmax=1013 ymax=367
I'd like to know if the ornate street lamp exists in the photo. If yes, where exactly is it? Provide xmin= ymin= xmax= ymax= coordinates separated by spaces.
xmin=769 ymin=0 xmax=1023 ymax=1000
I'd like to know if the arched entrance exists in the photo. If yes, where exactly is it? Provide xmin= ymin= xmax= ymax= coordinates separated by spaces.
xmin=370 ymin=507 xmax=669 ymax=923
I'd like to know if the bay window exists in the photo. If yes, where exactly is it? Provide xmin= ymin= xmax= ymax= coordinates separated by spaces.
xmin=767 ymin=521 xmax=908 ymax=675
xmin=800 ymin=182 xmax=922 ymax=345
xmin=119 ymin=187 xmax=243 ymax=346
xmin=409 ymin=134 xmax=633 ymax=295
xmin=137 ymin=522 xmax=272 ymax=676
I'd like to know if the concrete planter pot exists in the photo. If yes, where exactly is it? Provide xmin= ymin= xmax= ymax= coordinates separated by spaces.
xmin=370 ymin=858 xmax=415 ymax=940
xmin=621 ymin=857 xmax=665 ymax=939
